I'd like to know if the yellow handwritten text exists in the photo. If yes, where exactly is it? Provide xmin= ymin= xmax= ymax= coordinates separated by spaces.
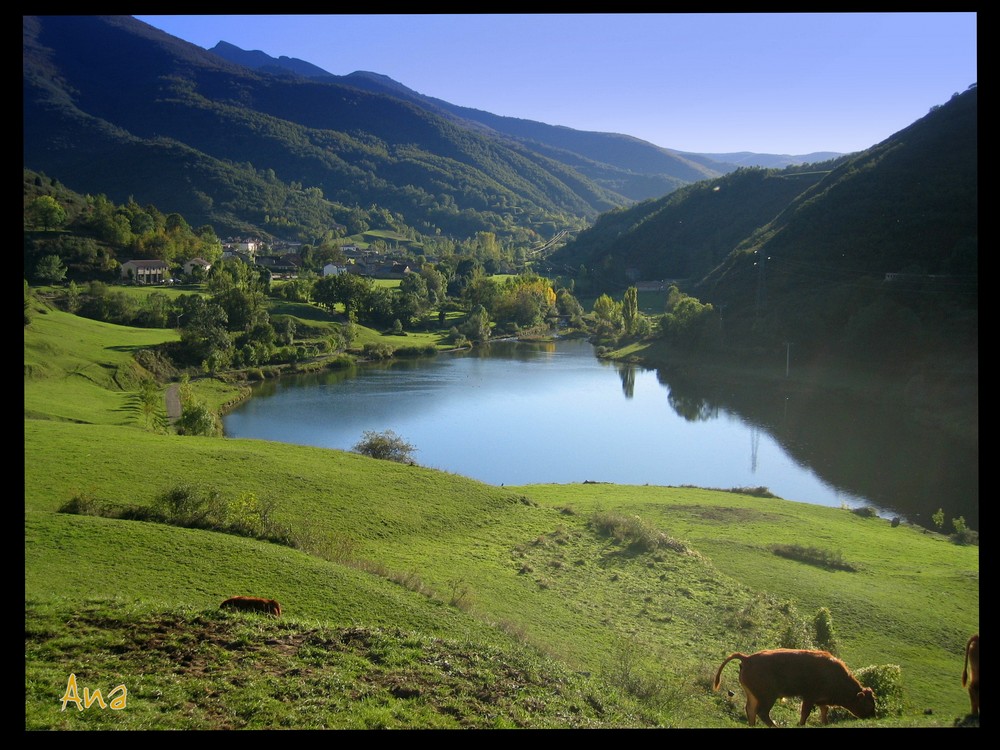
xmin=60 ymin=673 xmax=127 ymax=711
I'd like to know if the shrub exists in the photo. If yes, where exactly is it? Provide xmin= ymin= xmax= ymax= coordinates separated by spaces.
xmin=362 ymin=342 xmax=394 ymax=360
xmin=176 ymin=400 xmax=222 ymax=437
xmin=394 ymin=344 xmax=437 ymax=358
xmin=352 ymin=429 xmax=417 ymax=464
xmin=57 ymin=493 xmax=99 ymax=515
xmin=854 ymin=664 xmax=904 ymax=718
xmin=852 ymin=506 xmax=879 ymax=518
xmin=951 ymin=526 xmax=979 ymax=546
xmin=589 ymin=511 xmax=689 ymax=554
xmin=771 ymin=544 xmax=857 ymax=572
xmin=726 ymin=486 xmax=777 ymax=498
xmin=813 ymin=607 xmax=838 ymax=654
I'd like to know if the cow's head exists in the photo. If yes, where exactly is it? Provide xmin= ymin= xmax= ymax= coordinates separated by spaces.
xmin=853 ymin=687 xmax=877 ymax=718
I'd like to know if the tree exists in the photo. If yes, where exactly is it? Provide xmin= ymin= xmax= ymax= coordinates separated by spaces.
xmin=136 ymin=377 xmax=166 ymax=431
xmin=313 ymin=273 xmax=373 ymax=317
xmin=27 ymin=195 xmax=66 ymax=230
xmin=34 ymin=254 xmax=67 ymax=284
xmin=352 ymin=429 xmax=417 ymax=464
xmin=556 ymin=288 xmax=585 ymax=327
xmin=622 ymin=286 xmax=639 ymax=335
xmin=593 ymin=293 xmax=623 ymax=331
xmin=931 ymin=508 xmax=945 ymax=529
xmin=461 ymin=304 xmax=492 ymax=343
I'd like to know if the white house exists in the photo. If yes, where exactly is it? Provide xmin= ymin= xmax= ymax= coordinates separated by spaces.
xmin=183 ymin=257 xmax=211 ymax=276
xmin=322 ymin=263 xmax=347 ymax=276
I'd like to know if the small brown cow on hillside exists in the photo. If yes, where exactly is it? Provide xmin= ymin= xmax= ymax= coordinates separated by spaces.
xmin=962 ymin=633 xmax=979 ymax=716
xmin=220 ymin=596 xmax=281 ymax=617
xmin=714 ymin=648 xmax=877 ymax=727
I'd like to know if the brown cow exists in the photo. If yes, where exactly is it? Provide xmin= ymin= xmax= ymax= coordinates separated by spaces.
xmin=220 ymin=596 xmax=281 ymax=617
xmin=714 ymin=648 xmax=876 ymax=727
xmin=962 ymin=633 xmax=979 ymax=715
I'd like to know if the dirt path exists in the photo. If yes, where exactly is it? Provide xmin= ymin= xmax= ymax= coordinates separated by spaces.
xmin=165 ymin=383 xmax=181 ymax=425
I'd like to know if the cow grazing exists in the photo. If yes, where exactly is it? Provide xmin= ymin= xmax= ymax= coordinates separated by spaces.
xmin=962 ymin=633 xmax=979 ymax=716
xmin=220 ymin=596 xmax=281 ymax=617
xmin=713 ymin=648 xmax=877 ymax=727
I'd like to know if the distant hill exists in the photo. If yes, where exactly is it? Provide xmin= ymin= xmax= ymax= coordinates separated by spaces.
xmin=687 ymin=151 xmax=845 ymax=169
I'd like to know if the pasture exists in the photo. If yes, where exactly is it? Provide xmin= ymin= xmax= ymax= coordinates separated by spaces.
xmin=24 ymin=296 xmax=978 ymax=729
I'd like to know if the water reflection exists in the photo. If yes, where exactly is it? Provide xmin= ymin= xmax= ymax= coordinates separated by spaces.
xmin=655 ymin=366 xmax=978 ymax=531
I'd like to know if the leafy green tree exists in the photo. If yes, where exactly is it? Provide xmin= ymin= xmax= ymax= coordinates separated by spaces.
xmin=556 ymin=288 xmax=585 ymax=327
xmin=661 ymin=296 xmax=716 ymax=349
xmin=461 ymin=304 xmax=492 ymax=343
xmin=27 ymin=195 xmax=66 ymax=230
xmin=136 ymin=291 xmax=172 ymax=328
xmin=178 ymin=296 xmax=232 ymax=366
xmin=932 ymin=508 xmax=945 ymax=529
xmin=420 ymin=265 xmax=447 ymax=306
xmin=593 ymin=293 xmax=623 ymax=330
xmin=213 ymin=285 xmax=268 ymax=333
xmin=34 ymin=254 xmax=67 ymax=284
xmin=64 ymin=280 xmax=81 ymax=313
xmin=622 ymin=286 xmax=639 ymax=335
xmin=313 ymin=273 xmax=374 ymax=318
xmin=136 ymin=377 xmax=166 ymax=431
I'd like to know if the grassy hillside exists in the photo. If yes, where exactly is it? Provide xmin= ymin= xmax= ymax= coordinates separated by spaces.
xmin=24 ymin=300 xmax=978 ymax=729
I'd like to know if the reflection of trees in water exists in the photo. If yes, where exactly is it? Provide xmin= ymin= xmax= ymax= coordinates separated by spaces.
xmin=656 ymin=365 xmax=978 ymax=531
xmin=467 ymin=340 xmax=557 ymax=362
xmin=617 ymin=364 xmax=636 ymax=399
xmin=666 ymin=390 xmax=719 ymax=422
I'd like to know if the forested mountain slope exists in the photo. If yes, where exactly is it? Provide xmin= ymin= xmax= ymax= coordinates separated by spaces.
xmin=23 ymin=15 xmax=629 ymax=244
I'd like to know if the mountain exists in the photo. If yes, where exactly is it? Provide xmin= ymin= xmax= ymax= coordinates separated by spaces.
xmin=208 ymin=40 xmax=844 ymax=188
xmin=552 ymin=85 xmax=977 ymax=377
xmin=207 ymin=40 xmax=732 ymax=201
xmin=689 ymin=151 xmax=845 ymax=169
xmin=698 ymin=87 xmax=978 ymax=352
xmin=23 ymin=15 xmax=730 ymax=245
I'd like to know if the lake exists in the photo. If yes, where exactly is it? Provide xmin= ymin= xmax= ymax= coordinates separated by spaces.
xmin=223 ymin=338 xmax=978 ymax=530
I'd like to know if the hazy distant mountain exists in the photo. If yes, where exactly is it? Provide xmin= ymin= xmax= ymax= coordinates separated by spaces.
xmin=688 ymin=151 xmax=845 ymax=169
xmin=208 ymin=41 xmax=845 ymax=185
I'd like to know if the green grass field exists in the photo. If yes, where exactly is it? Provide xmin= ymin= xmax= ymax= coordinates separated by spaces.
xmin=24 ymin=294 xmax=979 ymax=729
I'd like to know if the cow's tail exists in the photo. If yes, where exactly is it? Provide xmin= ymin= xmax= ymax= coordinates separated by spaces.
xmin=962 ymin=635 xmax=974 ymax=686
xmin=713 ymin=652 xmax=749 ymax=690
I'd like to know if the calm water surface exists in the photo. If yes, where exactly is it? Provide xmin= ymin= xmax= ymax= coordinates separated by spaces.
xmin=223 ymin=338 xmax=980 ymax=527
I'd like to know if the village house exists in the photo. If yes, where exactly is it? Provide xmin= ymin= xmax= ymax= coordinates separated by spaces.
xmin=255 ymin=253 xmax=303 ymax=277
xmin=120 ymin=259 xmax=170 ymax=285
xmin=322 ymin=262 xmax=347 ymax=276
xmin=183 ymin=257 xmax=211 ymax=276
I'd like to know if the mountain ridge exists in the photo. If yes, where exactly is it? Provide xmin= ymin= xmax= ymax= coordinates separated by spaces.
xmin=208 ymin=39 xmax=844 ymax=173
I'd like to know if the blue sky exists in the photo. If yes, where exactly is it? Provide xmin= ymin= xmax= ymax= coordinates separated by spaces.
xmin=134 ymin=13 xmax=977 ymax=156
